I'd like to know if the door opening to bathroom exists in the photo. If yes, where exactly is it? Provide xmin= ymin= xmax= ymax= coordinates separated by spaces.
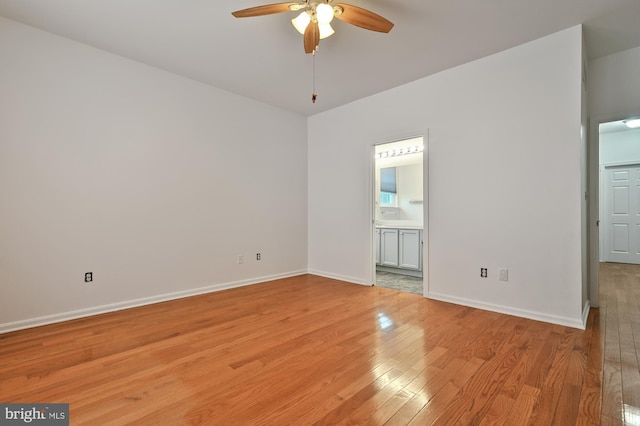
xmin=373 ymin=136 xmax=426 ymax=296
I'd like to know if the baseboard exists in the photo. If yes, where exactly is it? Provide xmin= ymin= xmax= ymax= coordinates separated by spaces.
xmin=582 ymin=299 xmax=591 ymax=328
xmin=428 ymin=292 xmax=587 ymax=330
xmin=306 ymin=269 xmax=371 ymax=286
xmin=4 ymin=271 xmax=587 ymax=334
xmin=0 ymin=270 xmax=307 ymax=334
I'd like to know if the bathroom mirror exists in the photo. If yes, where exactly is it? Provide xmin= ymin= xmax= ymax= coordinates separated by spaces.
xmin=375 ymin=152 xmax=423 ymax=223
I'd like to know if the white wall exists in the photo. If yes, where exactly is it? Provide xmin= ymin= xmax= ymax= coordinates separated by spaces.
xmin=600 ymin=129 xmax=640 ymax=165
xmin=588 ymin=46 xmax=640 ymax=119
xmin=308 ymin=26 xmax=585 ymax=327
xmin=0 ymin=17 xmax=308 ymax=331
xmin=396 ymin=163 xmax=423 ymax=223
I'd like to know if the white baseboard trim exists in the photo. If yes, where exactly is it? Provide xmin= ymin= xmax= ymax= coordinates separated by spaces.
xmin=0 ymin=270 xmax=307 ymax=334
xmin=582 ymin=300 xmax=591 ymax=328
xmin=3 ymin=271 xmax=588 ymax=334
xmin=428 ymin=292 xmax=587 ymax=330
xmin=307 ymin=269 xmax=371 ymax=286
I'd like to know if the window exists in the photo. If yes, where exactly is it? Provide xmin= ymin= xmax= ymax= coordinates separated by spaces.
xmin=380 ymin=167 xmax=397 ymax=206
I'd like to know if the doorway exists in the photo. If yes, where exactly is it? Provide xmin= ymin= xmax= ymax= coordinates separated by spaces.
xmin=372 ymin=137 xmax=426 ymax=296
xmin=599 ymin=118 xmax=640 ymax=265
xmin=591 ymin=116 xmax=640 ymax=306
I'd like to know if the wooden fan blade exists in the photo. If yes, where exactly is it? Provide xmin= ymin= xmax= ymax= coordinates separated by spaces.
xmin=334 ymin=4 xmax=394 ymax=33
xmin=232 ymin=2 xmax=298 ymax=18
xmin=304 ymin=21 xmax=319 ymax=54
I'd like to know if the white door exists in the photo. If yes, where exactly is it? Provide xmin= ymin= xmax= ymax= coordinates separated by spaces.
xmin=604 ymin=165 xmax=640 ymax=264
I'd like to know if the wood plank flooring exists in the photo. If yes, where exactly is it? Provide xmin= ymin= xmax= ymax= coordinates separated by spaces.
xmin=599 ymin=262 xmax=640 ymax=425
xmin=0 ymin=267 xmax=634 ymax=425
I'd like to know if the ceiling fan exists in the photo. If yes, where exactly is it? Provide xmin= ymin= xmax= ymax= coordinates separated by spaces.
xmin=231 ymin=1 xmax=394 ymax=54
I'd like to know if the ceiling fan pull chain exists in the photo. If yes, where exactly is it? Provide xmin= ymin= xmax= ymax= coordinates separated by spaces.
xmin=312 ymin=49 xmax=318 ymax=103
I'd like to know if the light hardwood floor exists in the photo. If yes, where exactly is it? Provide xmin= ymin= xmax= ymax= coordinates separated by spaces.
xmin=599 ymin=262 xmax=640 ymax=425
xmin=0 ymin=266 xmax=635 ymax=424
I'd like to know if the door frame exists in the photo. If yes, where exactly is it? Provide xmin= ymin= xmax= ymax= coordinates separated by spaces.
xmin=370 ymin=134 xmax=429 ymax=297
xmin=589 ymin=110 xmax=640 ymax=308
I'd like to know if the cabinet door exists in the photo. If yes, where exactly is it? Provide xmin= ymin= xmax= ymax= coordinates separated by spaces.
xmin=380 ymin=229 xmax=399 ymax=267
xmin=399 ymin=229 xmax=421 ymax=270
xmin=375 ymin=229 xmax=381 ymax=265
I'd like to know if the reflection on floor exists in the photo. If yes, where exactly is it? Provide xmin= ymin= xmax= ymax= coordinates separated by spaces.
xmin=375 ymin=271 xmax=423 ymax=295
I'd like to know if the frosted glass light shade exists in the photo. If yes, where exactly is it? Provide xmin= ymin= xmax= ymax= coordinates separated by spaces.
xmin=292 ymin=11 xmax=310 ymax=34
xmin=316 ymin=3 xmax=335 ymax=24
xmin=319 ymin=23 xmax=335 ymax=39
xmin=292 ymin=9 xmax=335 ymax=39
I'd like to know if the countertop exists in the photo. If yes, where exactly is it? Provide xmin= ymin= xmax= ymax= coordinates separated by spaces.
xmin=376 ymin=224 xmax=423 ymax=230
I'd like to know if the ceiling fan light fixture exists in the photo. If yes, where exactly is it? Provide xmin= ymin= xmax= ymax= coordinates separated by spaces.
xmin=232 ymin=1 xmax=394 ymax=54
xmin=319 ymin=23 xmax=335 ymax=39
xmin=316 ymin=3 xmax=335 ymax=24
xmin=292 ymin=11 xmax=311 ymax=35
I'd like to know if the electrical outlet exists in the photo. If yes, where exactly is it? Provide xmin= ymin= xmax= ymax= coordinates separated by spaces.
xmin=256 ymin=253 xmax=261 ymax=261
xmin=499 ymin=269 xmax=509 ymax=281
xmin=480 ymin=268 xmax=487 ymax=278
xmin=237 ymin=255 xmax=243 ymax=264
xmin=84 ymin=272 xmax=93 ymax=283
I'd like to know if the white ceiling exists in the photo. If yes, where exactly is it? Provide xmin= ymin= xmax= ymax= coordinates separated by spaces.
xmin=1 ymin=0 xmax=640 ymax=116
